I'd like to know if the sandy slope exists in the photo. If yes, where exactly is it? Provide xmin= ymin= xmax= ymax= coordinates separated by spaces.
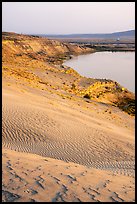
xmin=2 ymin=32 xmax=135 ymax=202
xmin=2 ymin=84 xmax=135 ymax=168
xmin=2 ymin=83 xmax=135 ymax=202
xmin=2 ymin=149 xmax=135 ymax=202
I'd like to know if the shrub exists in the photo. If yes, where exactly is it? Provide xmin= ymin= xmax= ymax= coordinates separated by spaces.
xmin=83 ymin=94 xmax=91 ymax=99
xmin=71 ymin=83 xmax=76 ymax=90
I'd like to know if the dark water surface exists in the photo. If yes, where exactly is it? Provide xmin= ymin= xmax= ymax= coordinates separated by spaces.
xmin=64 ymin=51 xmax=135 ymax=93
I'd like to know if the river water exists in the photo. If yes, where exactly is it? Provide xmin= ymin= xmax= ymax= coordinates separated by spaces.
xmin=63 ymin=51 xmax=135 ymax=93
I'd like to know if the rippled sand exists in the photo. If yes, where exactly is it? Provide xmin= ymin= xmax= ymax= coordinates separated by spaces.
xmin=2 ymin=84 xmax=135 ymax=202
xmin=2 ymin=149 xmax=135 ymax=202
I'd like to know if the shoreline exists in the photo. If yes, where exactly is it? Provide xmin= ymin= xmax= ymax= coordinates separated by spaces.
xmin=62 ymin=51 xmax=135 ymax=94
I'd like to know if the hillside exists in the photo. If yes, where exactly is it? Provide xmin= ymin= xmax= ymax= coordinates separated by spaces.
xmin=2 ymin=32 xmax=135 ymax=202
xmin=2 ymin=32 xmax=93 ymax=65
xmin=38 ymin=30 xmax=135 ymax=39
xmin=2 ymin=32 xmax=135 ymax=115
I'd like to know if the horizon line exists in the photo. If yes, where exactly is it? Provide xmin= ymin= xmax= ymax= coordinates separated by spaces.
xmin=2 ymin=29 xmax=135 ymax=36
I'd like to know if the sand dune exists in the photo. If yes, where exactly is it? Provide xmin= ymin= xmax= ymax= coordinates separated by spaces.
xmin=2 ymin=148 xmax=135 ymax=202
xmin=2 ymin=84 xmax=135 ymax=172
xmin=2 ymin=83 xmax=135 ymax=202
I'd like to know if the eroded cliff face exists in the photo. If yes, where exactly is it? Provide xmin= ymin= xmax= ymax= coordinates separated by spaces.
xmin=2 ymin=32 xmax=135 ymax=115
xmin=2 ymin=32 xmax=93 ymax=65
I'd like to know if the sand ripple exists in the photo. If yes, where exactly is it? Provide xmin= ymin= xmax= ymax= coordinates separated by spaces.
xmin=2 ymin=90 xmax=135 ymax=177
xmin=2 ymin=149 xmax=135 ymax=202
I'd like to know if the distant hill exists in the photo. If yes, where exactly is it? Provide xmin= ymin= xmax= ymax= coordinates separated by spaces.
xmin=36 ymin=30 xmax=135 ymax=39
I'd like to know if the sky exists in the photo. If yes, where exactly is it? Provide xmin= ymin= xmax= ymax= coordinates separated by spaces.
xmin=2 ymin=2 xmax=135 ymax=35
